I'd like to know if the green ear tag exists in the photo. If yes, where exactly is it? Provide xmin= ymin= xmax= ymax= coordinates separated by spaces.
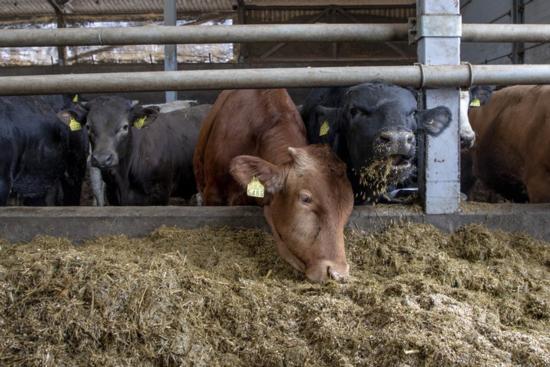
xmin=134 ymin=116 xmax=147 ymax=129
xmin=319 ymin=120 xmax=330 ymax=136
xmin=69 ymin=117 xmax=82 ymax=131
xmin=469 ymin=98 xmax=481 ymax=107
xmin=247 ymin=176 xmax=265 ymax=198
xmin=72 ymin=94 xmax=79 ymax=103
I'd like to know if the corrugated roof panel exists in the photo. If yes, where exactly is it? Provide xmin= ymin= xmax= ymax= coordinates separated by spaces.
xmin=0 ymin=0 xmax=414 ymax=19
xmin=247 ymin=0 xmax=415 ymax=5
xmin=0 ymin=0 xmax=54 ymax=16
xmin=67 ymin=0 xmax=233 ymax=15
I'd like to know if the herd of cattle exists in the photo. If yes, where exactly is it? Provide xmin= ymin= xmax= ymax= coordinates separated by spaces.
xmin=1 ymin=83 xmax=548 ymax=280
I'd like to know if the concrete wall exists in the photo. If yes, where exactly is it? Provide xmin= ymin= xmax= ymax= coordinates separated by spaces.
xmin=1 ymin=204 xmax=549 ymax=243
xmin=461 ymin=0 xmax=550 ymax=64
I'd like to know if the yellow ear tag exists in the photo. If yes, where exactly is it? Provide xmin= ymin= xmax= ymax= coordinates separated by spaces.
xmin=72 ymin=94 xmax=79 ymax=103
xmin=319 ymin=120 xmax=330 ymax=136
xmin=469 ymin=98 xmax=481 ymax=107
xmin=134 ymin=116 xmax=147 ymax=129
xmin=69 ymin=117 xmax=82 ymax=131
xmin=247 ymin=176 xmax=265 ymax=198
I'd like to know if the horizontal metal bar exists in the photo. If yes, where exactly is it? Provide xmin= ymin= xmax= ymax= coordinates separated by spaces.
xmin=0 ymin=23 xmax=550 ymax=48
xmin=0 ymin=24 xmax=409 ymax=47
xmin=462 ymin=24 xmax=550 ymax=42
xmin=1 ymin=65 xmax=549 ymax=95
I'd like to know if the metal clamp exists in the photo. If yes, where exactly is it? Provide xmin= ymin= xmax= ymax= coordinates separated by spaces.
xmin=409 ymin=14 xmax=462 ymax=44
xmin=414 ymin=62 xmax=426 ymax=88
xmin=462 ymin=62 xmax=475 ymax=87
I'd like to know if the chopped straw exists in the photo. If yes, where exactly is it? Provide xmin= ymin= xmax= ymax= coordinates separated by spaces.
xmin=0 ymin=224 xmax=548 ymax=366
xmin=354 ymin=158 xmax=396 ymax=202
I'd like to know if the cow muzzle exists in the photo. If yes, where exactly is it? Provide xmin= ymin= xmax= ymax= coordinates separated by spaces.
xmin=374 ymin=129 xmax=415 ymax=170
xmin=306 ymin=260 xmax=349 ymax=283
xmin=460 ymin=130 xmax=476 ymax=149
xmin=92 ymin=152 xmax=118 ymax=169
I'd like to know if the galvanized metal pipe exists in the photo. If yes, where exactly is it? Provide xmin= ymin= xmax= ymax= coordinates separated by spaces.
xmin=0 ymin=65 xmax=549 ymax=95
xmin=0 ymin=23 xmax=549 ymax=47
xmin=0 ymin=24 xmax=409 ymax=47
xmin=462 ymin=24 xmax=550 ymax=43
xmin=163 ymin=0 xmax=177 ymax=103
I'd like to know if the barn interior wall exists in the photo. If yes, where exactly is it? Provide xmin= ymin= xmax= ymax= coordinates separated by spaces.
xmin=523 ymin=0 xmax=550 ymax=63
xmin=460 ymin=0 xmax=550 ymax=64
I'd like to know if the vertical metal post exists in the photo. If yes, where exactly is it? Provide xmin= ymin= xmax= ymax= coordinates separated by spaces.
xmin=512 ymin=0 xmax=525 ymax=64
xmin=47 ymin=0 xmax=67 ymax=66
xmin=417 ymin=0 xmax=461 ymax=214
xmin=164 ymin=0 xmax=177 ymax=102
xmin=235 ymin=0 xmax=248 ymax=63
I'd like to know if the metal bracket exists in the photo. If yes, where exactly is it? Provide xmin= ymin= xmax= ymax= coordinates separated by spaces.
xmin=408 ymin=15 xmax=462 ymax=44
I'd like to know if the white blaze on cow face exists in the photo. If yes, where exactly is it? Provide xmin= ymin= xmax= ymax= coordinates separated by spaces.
xmin=460 ymin=89 xmax=476 ymax=149
xmin=230 ymin=145 xmax=354 ymax=283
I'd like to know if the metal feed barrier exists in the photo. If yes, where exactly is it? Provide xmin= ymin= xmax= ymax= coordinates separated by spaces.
xmin=0 ymin=0 xmax=549 ymax=215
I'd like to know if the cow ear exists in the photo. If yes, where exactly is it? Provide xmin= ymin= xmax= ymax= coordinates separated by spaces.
xmin=57 ymin=110 xmax=87 ymax=132
xmin=230 ymin=155 xmax=285 ymax=195
xmin=57 ymin=111 xmax=74 ymax=126
xmin=129 ymin=105 xmax=160 ymax=127
xmin=470 ymin=85 xmax=494 ymax=106
xmin=313 ymin=105 xmax=340 ymax=136
xmin=416 ymin=106 xmax=452 ymax=136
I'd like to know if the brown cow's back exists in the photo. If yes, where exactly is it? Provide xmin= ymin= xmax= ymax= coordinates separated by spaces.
xmin=194 ymin=89 xmax=307 ymax=205
xmin=468 ymin=85 xmax=550 ymax=202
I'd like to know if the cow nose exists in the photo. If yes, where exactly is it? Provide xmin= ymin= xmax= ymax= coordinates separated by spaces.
xmin=92 ymin=153 xmax=115 ymax=168
xmin=306 ymin=260 xmax=349 ymax=283
xmin=460 ymin=132 xmax=476 ymax=149
xmin=378 ymin=130 xmax=415 ymax=151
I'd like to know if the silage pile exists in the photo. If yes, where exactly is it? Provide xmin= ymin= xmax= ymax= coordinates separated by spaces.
xmin=0 ymin=224 xmax=548 ymax=367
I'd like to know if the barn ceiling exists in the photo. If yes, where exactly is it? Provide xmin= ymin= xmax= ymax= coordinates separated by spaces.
xmin=0 ymin=0 xmax=415 ymax=20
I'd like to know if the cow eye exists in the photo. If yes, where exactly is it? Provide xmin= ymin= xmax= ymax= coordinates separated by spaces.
xmin=122 ymin=124 xmax=129 ymax=132
xmin=300 ymin=192 xmax=313 ymax=204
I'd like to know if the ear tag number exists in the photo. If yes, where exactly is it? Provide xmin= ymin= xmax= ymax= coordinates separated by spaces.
xmin=319 ymin=120 xmax=330 ymax=136
xmin=469 ymin=98 xmax=481 ymax=107
xmin=69 ymin=117 xmax=82 ymax=131
xmin=247 ymin=176 xmax=265 ymax=198
xmin=134 ymin=116 xmax=147 ymax=129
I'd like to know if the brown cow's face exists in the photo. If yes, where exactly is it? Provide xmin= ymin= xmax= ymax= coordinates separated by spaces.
xmin=230 ymin=145 xmax=353 ymax=283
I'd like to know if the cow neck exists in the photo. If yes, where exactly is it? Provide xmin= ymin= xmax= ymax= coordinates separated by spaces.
xmin=102 ymin=129 xmax=138 ymax=201
xmin=124 ymin=128 xmax=139 ymax=172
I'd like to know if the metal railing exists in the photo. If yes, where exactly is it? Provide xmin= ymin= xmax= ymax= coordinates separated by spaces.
xmin=1 ymin=65 xmax=549 ymax=95
xmin=0 ymin=23 xmax=549 ymax=47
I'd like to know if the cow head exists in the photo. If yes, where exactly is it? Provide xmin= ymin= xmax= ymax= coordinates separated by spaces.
xmin=315 ymin=83 xmax=451 ymax=192
xmin=61 ymin=96 xmax=159 ymax=169
xmin=230 ymin=145 xmax=354 ymax=283
xmin=459 ymin=85 xmax=494 ymax=149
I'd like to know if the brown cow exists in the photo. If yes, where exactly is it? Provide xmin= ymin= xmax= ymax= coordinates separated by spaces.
xmin=464 ymin=85 xmax=550 ymax=202
xmin=193 ymin=89 xmax=354 ymax=283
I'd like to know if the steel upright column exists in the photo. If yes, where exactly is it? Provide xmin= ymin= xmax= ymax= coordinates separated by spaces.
xmin=164 ymin=0 xmax=177 ymax=102
xmin=416 ymin=0 xmax=462 ymax=213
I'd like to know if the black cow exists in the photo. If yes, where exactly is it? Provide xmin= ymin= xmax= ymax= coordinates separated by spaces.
xmin=301 ymin=82 xmax=452 ymax=203
xmin=0 ymin=95 xmax=88 ymax=206
xmin=67 ymin=96 xmax=209 ymax=205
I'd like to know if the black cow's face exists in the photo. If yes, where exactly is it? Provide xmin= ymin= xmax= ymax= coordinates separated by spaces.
xmin=313 ymin=83 xmax=452 ymax=188
xmin=85 ymin=98 xmax=134 ymax=169
xmin=342 ymin=84 xmax=420 ymax=182
xmin=61 ymin=96 xmax=158 ymax=170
